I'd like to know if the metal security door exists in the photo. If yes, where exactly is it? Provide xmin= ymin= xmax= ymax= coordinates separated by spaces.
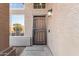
xmin=33 ymin=16 xmax=47 ymax=45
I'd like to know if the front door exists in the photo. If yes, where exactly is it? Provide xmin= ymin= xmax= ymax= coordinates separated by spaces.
xmin=33 ymin=16 xmax=47 ymax=45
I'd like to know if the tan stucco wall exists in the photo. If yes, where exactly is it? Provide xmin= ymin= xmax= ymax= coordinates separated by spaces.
xmin=10 ymin=10 xmax=24 ymax=14
xmin=47 ymin=3 xmax=79 ymax=56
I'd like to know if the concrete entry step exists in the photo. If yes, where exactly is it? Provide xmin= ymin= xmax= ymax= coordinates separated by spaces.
xmin=20 ymin=45 xmax=52 ymax=56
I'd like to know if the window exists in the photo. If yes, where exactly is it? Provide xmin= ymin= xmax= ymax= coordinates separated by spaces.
xmin=33 ymin=3 xmax=46 ymax=9
xmin=10 ymin=3 xmax=24 ymax=10
xmin=10 ymin=3 xmax=25 ymax=36
xmin=10 ymin=15 xmax=24 ymax=36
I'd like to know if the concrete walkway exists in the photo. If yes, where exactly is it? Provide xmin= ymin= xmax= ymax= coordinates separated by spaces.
xmin=20 ymin=45 xmax=52 ymax=56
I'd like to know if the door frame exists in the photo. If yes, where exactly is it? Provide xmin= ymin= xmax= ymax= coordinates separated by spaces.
xmin=32 ymin=15 xmax=47 ymax=45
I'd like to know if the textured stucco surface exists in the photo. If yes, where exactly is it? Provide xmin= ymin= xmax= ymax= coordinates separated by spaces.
xmin=47 ymin=3 xmax=79 ymax=56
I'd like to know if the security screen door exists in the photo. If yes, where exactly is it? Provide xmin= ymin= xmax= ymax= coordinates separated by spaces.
xmin=33 ymin=16 xmax=47 ymax=45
